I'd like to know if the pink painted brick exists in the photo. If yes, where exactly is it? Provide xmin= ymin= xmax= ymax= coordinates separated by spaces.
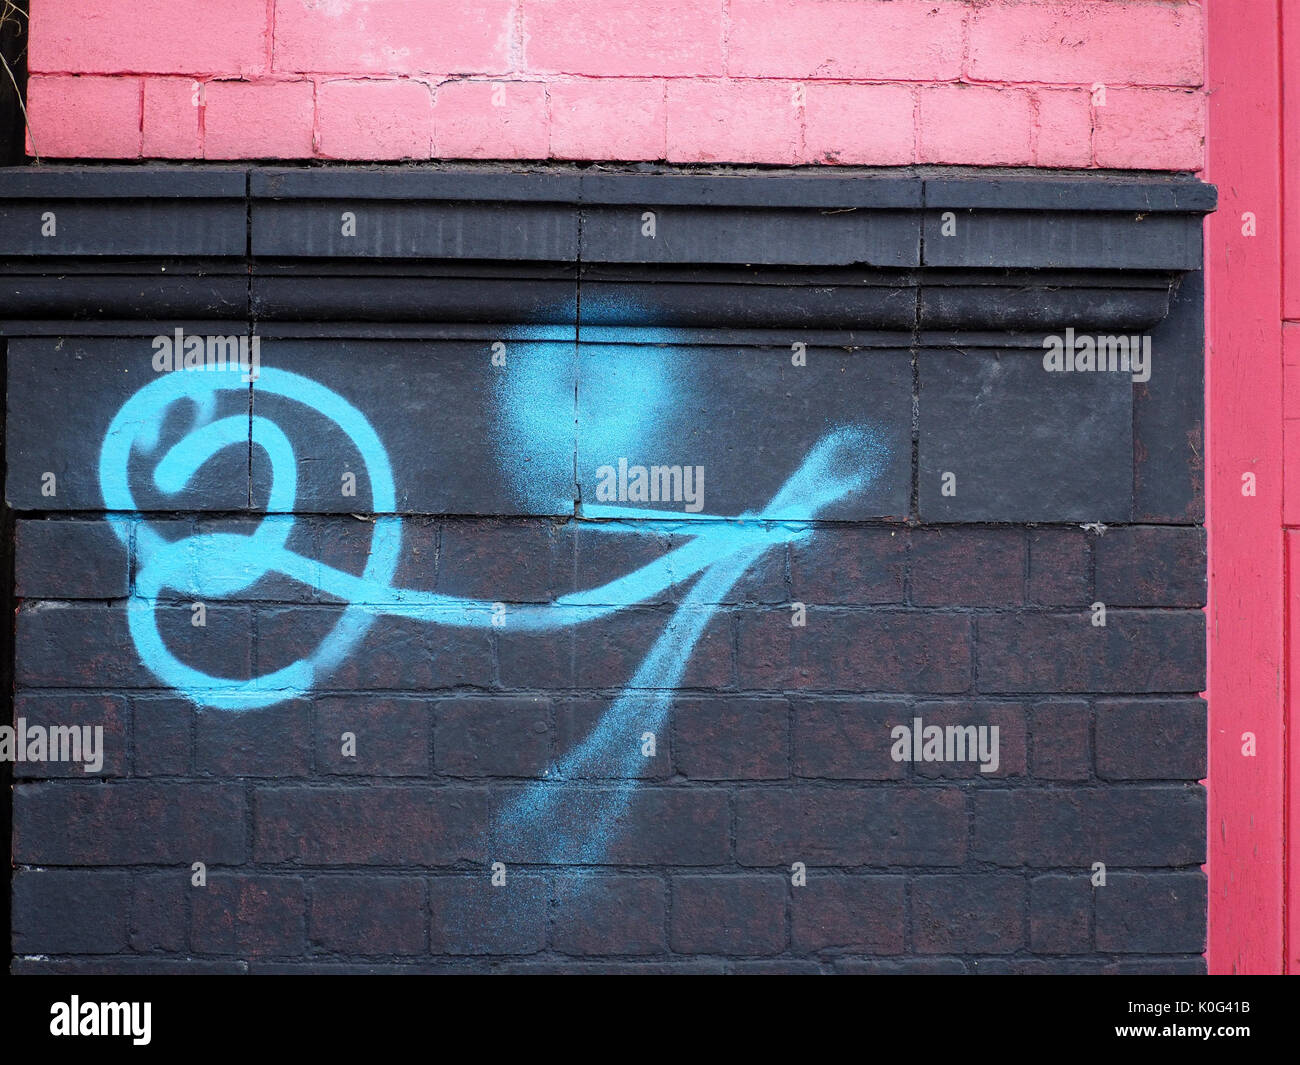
xmin=549 ymin=79 xmax=665 ymax=161
xmin=804 ymin=83 xmax=914 ymax=165
xmin=31 ymin=0 xmax=268 ymax=76
xmin=918 ymin=84 xmax=1034 ymax=166
xmin=26 ymin=76 xmax=142 ymax=158
xmin=434 ymin=81 xmax=549 ymax=160
xmin=969 ymin=1 xmax=1202 ymax=87
xmin=317 ymin=79 xmax=434 ymax=159
xmin=666 ymin=79 xmax=800 ymax=165
xmin=728 ymin=0 xmax=965 ymax=81
xmin=1034 ymin=88 xmax=1092 ymax=168
xmin=1094 ymin=88 xmax=1204 ymax=171
xmin=523 ymin=0 xmax=724 ymax=77
xmin=203 ymin=80 xmax=315 ymax=159
xmin=274 ymin=0 xmax=513 ymax=75
xmin=143 ymin=78 xmax=202 ymax=157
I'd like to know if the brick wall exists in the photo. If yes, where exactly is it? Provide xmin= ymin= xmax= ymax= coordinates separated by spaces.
xmin=3 ymin=169 xmax=1211 ymax=972
xmin=22 ymin=0 xmax=1205 ymax=168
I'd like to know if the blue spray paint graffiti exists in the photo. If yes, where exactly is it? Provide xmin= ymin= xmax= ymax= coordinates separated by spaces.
xmin=98 ymin=335 xmax=889 ymax=870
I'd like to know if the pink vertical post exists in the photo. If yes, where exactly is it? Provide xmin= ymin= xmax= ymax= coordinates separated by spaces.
xmin=1206 ymin=0 xmax=1287 ymax=974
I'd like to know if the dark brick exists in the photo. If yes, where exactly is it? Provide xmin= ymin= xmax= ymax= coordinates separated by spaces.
xmin=254 ymin=786 xmax=487 ymax=866
xmin=428 ymin=875 xmax=549 ymax=955
xmin=1029 ymin=874 xmax=1091 ymax=954
xmin=1105 ymin=957 xmax=1207 ymax=975
xmin=1095 ymin=873 xmax=1206 ymax=954
xmin=973 ymin=786 xmax=1205 ymax=867
xmin=670 ymin=876 xmax=786 ymax=955
xmin=132 ymin=697 xmax=194 ymax=776
xmin=736 ymin=609 xmax=972 ymax=693
xmin=737 ymin=788 xmax=967 ymax=867
xmin=11 ymin=692 xmax=128 ymax=777
xmin=131 ymin=873 xmax=187 ymax=953
xmin=438 ymin=519 xmax=558 ymax=602
xmin=1029 ymin=700 xmax=1092 ymax=781
xmin=495 ymin=786 xmax=729 ymax=866
xmin=14 ymin=781 xmax=246 ymax=865
xmin=250 ymin=961 xmax=482 ymax=974
xmin=252 ymin=338 xmax=574 ymax=515
xmin=673 ymin=697 xmax=788 ymax=780
xmin=564 ymin=521 xmax=691 ymax=607
xmin=791 ymin=876 xmax=905 ymax=953
xmin=13 ymin=870 xmax=131 ymax=954
xmin=11 ymin=958 xmax=249 ymax=974
xmin=309 ymin=515 xmax=438 ymax=603
xmin=575 ymin=346 xmax=912 ymax=522
xmin=1028 ymin=527 xmax=1091 ymax=606
xmin=552 ymin=876 xmax=667 ymax=956
xmin=572 ymin=607 xmax=733 ymax=690
xmin=192 ymin=875 xmax=306 ymax=957
xmin=977 ymin=611 xmax=1205 ymax=693
xmin=6 ymin=336 xmax=251 ymax=511
xmin=912 ymin=875 xmax=1025 ymax=954
xmin=834 ymin=957 xmax=967 ymax=974
xmin=1133 ymin=269 xmax=1204 ymax=523
xmin=909 ymin=701 xmax=1027 ymax=778
xmin=793 ymin=698 xmax=908 ymax=780
xmin=256 ymin=607 xmax=478 ymax=692
xmin=554 ymin=696 xmax=671 ymax=779
xmin=496 ymin=626 xmax=574 ymax=689
xmin=910 ymin=528 xmax=1025 ymax=606
xmin=16 ymin=602 xmax=252 ymax=688
xmin=316 ymin=696 xmax=432 ymax=776
xmin=196 ymin=701 xmax=311 ymax=778
xmin=506 ymin=960 xmax=728 ymax=974
xmin=426 ymin=623 xmax=495 ymax=689
xmin=435 ymin=696 xmax=551 ymax=777
xmin=16 ymin=519 xmax=129 ymax=599
xmin=310 ymin=876 xmax=424 ymax=956
xmin=1095 ymin=526 xmax=1206 ymax=606
xmin=789 ymin=527 xmax=906 ymax=605
xmin=918 ymin=349 xmax=1133 ymax=523
xmin=732 ymin=960 xmax=824 ymax=974
xmin=1096 ymin=698 xmax=1206 ymax=780
xmin=190 ymin=516 xmax=317 ymax=602
xmin=972 ymin=958 xmax=1109 ymax=974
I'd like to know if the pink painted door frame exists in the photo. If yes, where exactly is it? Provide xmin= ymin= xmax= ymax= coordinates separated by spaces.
xmin=1206 ymin=0 xmax=1292 ymax=974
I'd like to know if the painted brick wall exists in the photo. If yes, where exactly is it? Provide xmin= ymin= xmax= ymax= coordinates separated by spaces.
xmin=23 ymin=0 xmax=1205 ymax=168
xmin=3 ymin=171 xmax=1211 ymax=972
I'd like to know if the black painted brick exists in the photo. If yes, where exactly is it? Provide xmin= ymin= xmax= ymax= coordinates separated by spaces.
xmin=552 ymin=876 xmax=667 ymax=956
xmin=736 ymin=609 xmax=973 ymax=693
xmin=192 ymin=875 xmax=307 ymax=958
xmin=1094 ymin=526 xmax=1207 ymax=606
xmin=309 ymin=876 xmax=424 ymax=957
xmin=315 ymin=696 xmax=432 ymax=777
xmin=13 ymin=870 xmax=133 ymax=955
xmin=911 ymin=875 xmax=1026 ymax=955
xmin=434 ymin=696 xmax=551 ymax=778
xmin=910 ymin=528 xmax=1025 ymax=606
xmin=669 ymin=876 xmax=787 ymax=956
xmin=1095 ymin=873 xmax=1207 ymax=954
xmin=1096 ymin=698 xmax=1207 ymax=780
xmin=673 ymin=697 xmax=789 ymax=780
xmin=14 ymin=781 xmax=247 ymax=865
xmin=973 ymin=786 xmax=1205 ymax=867
xmin=427 ymin=875 xmax=549 ymax=956
xmin=790 ymin=876 xmax=906 ymax=953
xmin=15 ymin=519 xmax=129 ymax=599
xmin=1029 ymin=874 xmax=1092 ymax=954
xmin=736 ymin=788 xmax=967 ymax=867
xmin=977 ymin=611 xmax=1205 ymax=694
